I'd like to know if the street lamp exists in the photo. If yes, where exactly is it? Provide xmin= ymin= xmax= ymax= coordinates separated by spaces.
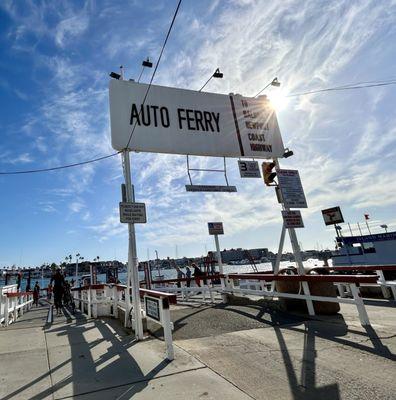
xmin=199 ymin=68 xmax=224 ymax=92
xmin=75 ymin=253 xmax=84 ymax=284
xmin=380 ymin=224 xmax=388 ymax=233
xmin=254 ymin=77 xmax=281 ymax=98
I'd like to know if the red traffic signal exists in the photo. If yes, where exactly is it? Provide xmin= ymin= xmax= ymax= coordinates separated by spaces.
xmin=262 ymin=161 xmax=277 ymax=186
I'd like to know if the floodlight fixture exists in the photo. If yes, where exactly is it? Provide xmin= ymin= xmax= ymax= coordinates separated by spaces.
xmin=283 ymin=148 xmax=294 ymax=158
xmin=142 ymin=57 xmax=153 ymax=68
xmin=254 ymin=77 xmax=281 ymax=97
xmin=109 ymin=71 xmax=121 ymax=80
xmin=138 ymin=57 xmax=153 ymax=82
xmin=213 ymin=68 xmax=223 ymax=78
xmin=199 ymin=68 xmax=224 ymax=92
xmin=271 ymin=77 xmax=281 ymax=87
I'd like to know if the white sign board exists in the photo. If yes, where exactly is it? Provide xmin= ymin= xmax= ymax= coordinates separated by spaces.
xmin=119 ymin=202 xmax=147 ymax=223
xmin=208 ymin=222 xmax=224 ymax=235
xmin=321 ymin=206 xmax=344 ymax=226
xmin=186 ymin=185 xmax=237 ymax=192
xmin=109 ymin=80 xmax=285 ymax=158
xmin=282 ymin=210 xmax=304 ymax=228
xmin=277 ymin=169 xmax=307 ymax=208
xmin=145 ymin=296 xmax=161 ymax=321
xmin=238 ymin=160 xmax=261 ymax=178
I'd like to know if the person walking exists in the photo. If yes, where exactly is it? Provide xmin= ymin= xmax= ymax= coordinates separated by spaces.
xmin=192 ymin=264 xmax=202 ymax=287
xmin=175 ymin=266 xmax=185 ymax=288
xmin=33 ymin=281 xmax=40 ymax=307
xmin=51 ymin=269 xmax=65 ymax=316
xmin=185 ymin=266 xmax=192 ymax=287
xmin=47 ymin=283 xmax=52 ymax=300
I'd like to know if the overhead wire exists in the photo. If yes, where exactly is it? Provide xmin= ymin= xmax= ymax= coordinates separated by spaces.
xmin=0 ymin=0 xmax=183 ymax=176
xmin=124 ymin=0 xmax=182 ymax=149
xmin=287 ymin=79 xmax=396 ymax=97
xmin=0 ymin=152 xmax=120 ymax=175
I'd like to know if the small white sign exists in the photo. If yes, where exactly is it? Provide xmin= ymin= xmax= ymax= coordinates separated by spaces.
xmin=282 ymin=210 xmax=304 ymax=228
xmin=238 ymin=160 xmax=261 ymax=178
xmin=186 ymin=185 xmax=237 ymax=192
xmin=145 ymin=296 xmax=161 ymax=321
xmin=322 ymin=206 xmax=344 ymax=226
xmin=208 ymin=222 xmax=224 ymax=235
xmin=119 ymin=202 xmax=147 ymax=223
xmin=277 ymin=169 xmax=307 ymax=208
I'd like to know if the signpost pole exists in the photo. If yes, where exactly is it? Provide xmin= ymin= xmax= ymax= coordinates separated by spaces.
xmin=274 ymin=158 xmax=315 ymax=316
xmin=214 ymin=234 xmax=223 ymax=275
xmin=122 ymin=150 xmax=144 ymax=340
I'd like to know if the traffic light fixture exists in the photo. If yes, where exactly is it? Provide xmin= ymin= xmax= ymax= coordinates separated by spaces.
xmin=262 ymin=161 xmax=277 ymax=186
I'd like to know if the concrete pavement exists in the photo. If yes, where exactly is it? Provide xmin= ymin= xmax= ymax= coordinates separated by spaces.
xmin=0 ymin=298 xmax=395 ymax=399
xmin=0 ymin=300 xmax=251 ymax=399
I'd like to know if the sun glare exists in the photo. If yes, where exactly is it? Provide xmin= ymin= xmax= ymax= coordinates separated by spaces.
xmin=268 ymin=91 xmax=289 ymax=111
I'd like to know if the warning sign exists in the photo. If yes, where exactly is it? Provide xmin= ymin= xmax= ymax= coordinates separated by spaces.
xmin=281 ymin=210 xmax=304 ymax=228
xmin=321 ymin=206 xmax=344 ymax=226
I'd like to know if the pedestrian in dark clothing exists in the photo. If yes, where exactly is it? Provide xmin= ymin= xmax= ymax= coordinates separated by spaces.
xmin=185 ymin=267 xmax=192 ymax=287
xmin=192 ymin=264 xmax=202 ymax=287
xmin=175 ymin=267 xmax=185 ymax=288
xmin=33 ymin=282 xmax=40 ymax=307
xmin=51 ymin=269 xmax=65 ymax=316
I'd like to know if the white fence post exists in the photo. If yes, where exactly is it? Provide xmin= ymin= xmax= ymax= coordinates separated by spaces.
xmin=350 ymin=283 xmax=370 ymax=326
xmin=161 ymin=300 xmax=174 ymax=361
xmin=5 ymin=297 xmax=9 ymax=327
xmin=87 ymin=287 xmax=92 ymax=318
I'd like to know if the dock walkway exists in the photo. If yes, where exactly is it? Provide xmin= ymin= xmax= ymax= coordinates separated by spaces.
xmin=1 ymin=299 xmax=395 ymax=399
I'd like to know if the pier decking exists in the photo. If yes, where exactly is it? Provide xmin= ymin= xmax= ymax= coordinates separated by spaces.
xmin=1 ymin=298 xmax=395 ymax=399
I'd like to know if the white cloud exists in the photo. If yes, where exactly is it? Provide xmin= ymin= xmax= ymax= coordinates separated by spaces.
xmin=55 ymin=15 xmax=89 ymax=47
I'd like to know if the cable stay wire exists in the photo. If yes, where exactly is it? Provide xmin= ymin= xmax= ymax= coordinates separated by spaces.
xmin=0 ymin=152 xmax=120 ymax=175
xmin=287 ymin=79 xmax=396 ymax=97
xmin=0 ymin=0 xmax=183 ymax=177
xmin=124 ymin=0 xmax=182 ymax=149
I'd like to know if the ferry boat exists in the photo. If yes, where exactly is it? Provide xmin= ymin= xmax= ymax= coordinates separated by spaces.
xmin=331 ymin=231 xmax=396 ymax=266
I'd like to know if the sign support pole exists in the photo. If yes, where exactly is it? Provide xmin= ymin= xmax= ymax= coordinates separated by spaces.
xmin=214 ymin=234 xmax=223 ymax=275
xmin=122 ymin=150 xmax=144 ymax=340
xmin=274 ymin=158 xmax=315 ymax=316
xmin=274 ymin=223 xmax=286 ymax=275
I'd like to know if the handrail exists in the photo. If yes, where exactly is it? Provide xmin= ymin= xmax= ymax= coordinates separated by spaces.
xmin=151 ymin=274 xmax=223 ymax=285
xmin=5 ymin=291 xmax=33 ymax=298
xmin=226 ymin=273 xmax=378 ymax=284
xmin=330 ymin=265 xmax=396 ymax=271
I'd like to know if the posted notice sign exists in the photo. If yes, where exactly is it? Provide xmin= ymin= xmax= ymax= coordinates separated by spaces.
xmin=119 ymin=202 xmax=147 ymax=223
xmin=208 ymin=222 xmax=224 ymax=235
xmin=238 ymin=160 xmax=261 ymax=178
xmin=322 ymin=206 xmax=344 ymax=226
xmin=282 ymin=210 xmax=304 ymax=228
xmin=145 ymin=296 xmax=161 ymax=322
xmin=109 ymin=80 xmax=285 ymax=159
xmin=277 ymin=169 xmax=307 ymax=208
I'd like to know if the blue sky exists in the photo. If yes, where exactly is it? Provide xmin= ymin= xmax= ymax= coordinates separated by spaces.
xmin=0 ymin=0 xmax=396 ymax=267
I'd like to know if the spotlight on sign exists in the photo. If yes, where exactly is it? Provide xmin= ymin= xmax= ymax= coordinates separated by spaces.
xmin=271 ymin=77 xmax=281 ymax=87
xmin=109 ymin=72 xmax=121 ymax=80
xmin=283 ymin=148 xmax=294 ymax=158
xmin=213 ymin=68 xmax=223 ymax=78
xmin=142 ymin=57 xmax=153 ymax=68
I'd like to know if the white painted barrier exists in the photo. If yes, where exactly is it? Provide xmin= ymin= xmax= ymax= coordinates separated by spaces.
xmin=72 ymin=284 xmax=176 ymax=360
xmin=0 ymin=285 xmax=34 ymax=327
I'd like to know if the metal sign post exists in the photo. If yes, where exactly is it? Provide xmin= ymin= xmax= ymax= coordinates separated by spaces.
xmin=208 ymin=222 xmax=224 ymax=275
xmin=214 ymin=235 xmax=223 ymax=275
xmin=274 ymin=159 xmax=315 ymax=316
xmin=122 ymin=150 xmax=144 ymax=340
